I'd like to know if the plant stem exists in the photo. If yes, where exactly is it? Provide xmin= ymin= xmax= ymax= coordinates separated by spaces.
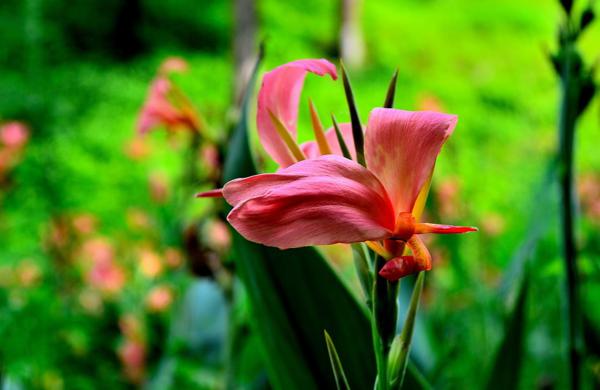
xmin=371 ymin=255 xmax=399 ymax=389
xmin=558 ymin=42 xmax=581 ymax=390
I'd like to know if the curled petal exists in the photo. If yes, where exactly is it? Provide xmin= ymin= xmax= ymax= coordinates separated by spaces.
xmin=378 ymin=234 xmax=433 ymax=281
xmin=379 ymin=256 xmax=420 ymax=281
xmin=406 ymin=235 xmax=432 ymax=271
xmin=414 ymin=223 xmax=478 ymax=234
xmin=225 ymin=155 xmax=395 ymax=249
xmin=365 ymin=108 xmax=457 ymax=214
xmin=257 ymin=59 xmax=337 ymax=167
xmin=300 ymin=123 xmax=356 ymax=160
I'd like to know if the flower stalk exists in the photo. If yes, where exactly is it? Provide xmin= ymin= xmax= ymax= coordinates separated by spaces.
xmin=552 ymin=3 xmax=597 ymax=387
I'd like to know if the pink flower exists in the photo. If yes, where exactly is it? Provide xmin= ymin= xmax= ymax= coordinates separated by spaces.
xmin=200 ymin=60 xmax=477 ymax=280
xmin=0 ymin=122 xmax=29 ymax=149
xmin=138 ymin=248 xmax=163 ymax=278
xmin=137 ymin=65 xmax=199 ymax=134
xmin=146 ymin=285 xmax=173 ymax=312
xmin=159 ymin=57 xmax=188 ymax=74
xmin=118 ymin=339 xmax=146 ymax=383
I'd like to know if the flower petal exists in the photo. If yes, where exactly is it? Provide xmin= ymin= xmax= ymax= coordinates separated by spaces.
xmin=414 ymin=223 xmax=478 ymax=234
xmin=257 ymin=59 xmax=338 ymax=167
xmin=300 ymin=123 xmax=356 ymax=160
xmin=365 ymin=108 xmax=457 ymax=214
xmin=224 ymin=155 xmax=395 ymax=249
xmin=379 ymin=256 xmax=419 ymax=281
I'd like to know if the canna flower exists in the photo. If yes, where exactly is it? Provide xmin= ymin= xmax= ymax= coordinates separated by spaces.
xmin=137 ymin=58 xmax=200 ymax=134
xmin=199 ymin=59 xmax=476 ymax=280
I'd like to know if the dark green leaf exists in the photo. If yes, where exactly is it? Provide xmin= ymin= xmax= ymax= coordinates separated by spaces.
xmin=332 ymin=114 xmax=353 ymax=160
xmin=340 ymin=62 xmax=365 ymax=166
xmin=580 ymin=7 xmax=595 ymax=30
xmin=324 ymin=330 xmax=351 ymax=390
xmin=560 ymin=0 xmax=573 ymax=15
xmin=577 ymin=74 xmax=596 ymax=116
xmin=485 ymin=271 xmax=529 ymax=390
xmin=383 ymin=69 xmax=398 ymax=108
xmin=390 ymin=272 xmax=425 ymax=389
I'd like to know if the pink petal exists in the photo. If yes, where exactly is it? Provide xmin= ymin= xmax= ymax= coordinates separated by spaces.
xmin=379 ymin=256 xmax=420 ymax=281
xmin=379 ymin=234 xmax=434 ymax=281
xmin=224 ymin=155 xmax=395 ymax=249
xmin=196 ymin=189 xmax=224 ymax=198
xmin=257 ymin=59 xmax=337 ymax=167
xmin=300 ymin=122 xmax=356 ymax=160
xmin=414 ymin=223 xmax=478 ymax=234
xmin=365 ymin=108 xmax=457 ymax=214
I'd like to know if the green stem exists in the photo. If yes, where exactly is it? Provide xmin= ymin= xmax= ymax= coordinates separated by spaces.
xmin=558 ymin=42 xmax=582 ymax=390
xmin=371 ymin=255 xmax=399 ymax=389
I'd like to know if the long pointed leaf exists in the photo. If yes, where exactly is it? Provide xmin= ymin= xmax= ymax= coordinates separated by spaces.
xmin=383 ymin=69 xmax=398 ymax=108
xmin=485 ymin=271 xmax=529 ymax=390
xmin=331 ymin=114 xmax=352 ymax=160
xmin=340 ymin=62 xmax=365 ymax=166
xmin=389 ymin=272 xmax=425 ymax=388
xmin=324 ymin=330 xmax=351 ymax=390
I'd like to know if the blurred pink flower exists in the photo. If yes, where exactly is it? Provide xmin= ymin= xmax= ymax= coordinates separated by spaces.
xmin=72 ymin=214 xmax=96 ymax=235
xmin=164 ymin=247 xmax=183 ymax=268
xmin=480 ymin=213 xmax=506 ymax=237
xmin=16 ymin=259 xmax=41 ymax=287
xmin=118 ymin=339 xmax=146 ymax=384
xmin=124 ymin=136 xmax=151 ymax=160
xmin=119 ymin=314 xmax=144 ymax=340
xmin=82 ymin=238 xmax=114 ymax=264
xmin=137 ymin=64 xmax=199 ymax=135
xmin=417 ymin=93 xmax=444 ymax=112
xmin=200 ymin=143 xmax=221 ymax=176
xmin=146 ymin=285 xmax=174 ymax=312
xmin=126 ymin=208 xmax=152 ymax=231
xmin=87 ymin=259 xmax=126 ymax=295
xmin=159 ymin=57 xmax=188 ymax=74
xmin=0 ymin=121 xmax=29 ymax=149
xmin=148 ymin=172 xmax=169 ymax=203
xmin=579 ymin=174 xmax=600 ymax=222
xmin=83 ymin=239 xmax=125 ymax=295
xmin=205 ymin=219 xmax=231 ymax=253
xmin=139 ymin=248 xmax=163 ymax=278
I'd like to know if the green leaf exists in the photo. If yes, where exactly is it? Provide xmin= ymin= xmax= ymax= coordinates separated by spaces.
xmin=221 ymin=48 xmax=428 ymax=390
xmin=389 ymin=272 xmax=425 ymax=389
xmin=324 ymin=330 xmax=351 ymax=390
xmin=485 ymin=271 xmax=529 ymax=390
xmin=383 ymin=69 xmax=398 ymax=109
xmin=352 ymin=243 xmax=373 ymax=306
xmin=331 ymin=114 xmax=353 ymax=160
xmin=340 ymin=62 xmax=365 ymax=166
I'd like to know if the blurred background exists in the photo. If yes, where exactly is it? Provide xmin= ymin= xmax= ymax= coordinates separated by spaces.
xmin=0 ymin=0 xmax=599 ymax=388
